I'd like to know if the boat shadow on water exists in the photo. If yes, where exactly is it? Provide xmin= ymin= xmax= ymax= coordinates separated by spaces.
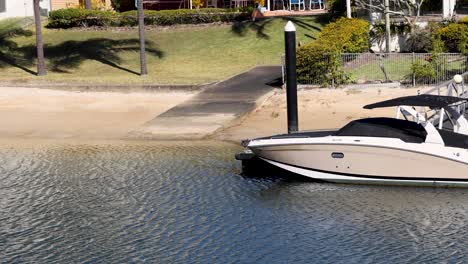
xmin=239 ymin=156 xmax=324 ymax=183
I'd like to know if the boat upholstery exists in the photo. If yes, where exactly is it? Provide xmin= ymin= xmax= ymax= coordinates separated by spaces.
xmin=437 ymin=129 xmax=468 ymax=149
xmin=335 ymin=118 xmax=428 ymax=143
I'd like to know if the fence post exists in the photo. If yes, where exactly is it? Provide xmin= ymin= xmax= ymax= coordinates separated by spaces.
xmin=281 ymin=54 xmax=286 ymax=87
xmin=412 ymin=52 xmax=416 ymax=87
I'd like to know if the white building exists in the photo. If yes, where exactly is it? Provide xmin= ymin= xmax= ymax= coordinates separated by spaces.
xmin=442 ymin=0 xmax=457 ymax=18
xmin=346 ymin=0 xmax=457 ymax=19
xmin=0 ymin=0 xmax=51 ymax=20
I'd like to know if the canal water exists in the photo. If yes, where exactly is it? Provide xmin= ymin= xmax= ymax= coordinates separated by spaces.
xmin=1 ymin=140 xmax=468 ymax=263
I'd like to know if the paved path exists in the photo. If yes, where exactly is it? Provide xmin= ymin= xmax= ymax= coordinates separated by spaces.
xmin=134 ymin=66 xmax=281 ymax=139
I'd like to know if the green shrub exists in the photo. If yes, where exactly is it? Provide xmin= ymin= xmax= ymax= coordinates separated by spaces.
xmin=409 ymin=43 xmax=446 ymax=83
xmin=297 ymin=43 xmax=352 ymax=86
xmin=410 ymin=60 xmax=437 ymax=83
xmin=458 ymin=16 xmax=468 ymax=25
xmin=47 ymin=8 xmax=251 ymax=28
xmin=296 ymin=18 xmax=368 ymax=86
xmin=432 ymin=23 xmax=466 ymax=52
xmin=318 ymin=17 xmax=369 ymax=53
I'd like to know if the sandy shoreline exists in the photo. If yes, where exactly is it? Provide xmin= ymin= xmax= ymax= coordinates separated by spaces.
xmin=0 ymin=87 xmax=196 ymax=140
xmin=214 ymin=87 xmax=422 ymax=142
xmin=0 ymin=86 xmax=423 ymax=142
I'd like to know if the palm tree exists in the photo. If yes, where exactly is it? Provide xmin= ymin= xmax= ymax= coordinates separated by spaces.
xmin=33 ymin=0 xmax=46 ymax=76
xmin=85 ymin=0 xmax=92 ymax=10
xmin=137 ymin=0 xmax=147 ymax=75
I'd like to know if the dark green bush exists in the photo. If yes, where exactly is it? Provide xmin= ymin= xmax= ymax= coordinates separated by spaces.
xmin=327 ymin=0 xmax=358 ymax=19
xmin=410 ymin=60 xmax=436 ymax=83
xmin=409 ymin=45 xmax=446 ymax=83
xmin=328 ymin=0 xmax=347 ymax=18
xmin=47 ymin=8 xmax=251 ymax=28
xmin=297 ymin=43 xmax=352 ymax=86
xmin=407 ymin=29 xmax=432 ymax=52
xmin=296 ymin=18 xmax=368 ymax=86
xmin=421 ymin=0 xmax=442 ymax=12
xmin=111 ymin=0 xmax=121 ymax=12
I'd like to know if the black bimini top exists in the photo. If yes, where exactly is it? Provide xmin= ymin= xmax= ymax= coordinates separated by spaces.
xmin=364 ymin=95 xmax=468 ymax=110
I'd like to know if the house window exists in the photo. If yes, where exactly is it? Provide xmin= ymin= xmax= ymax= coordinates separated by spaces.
xmin=0 ymin=0 xmax=6 ymax=13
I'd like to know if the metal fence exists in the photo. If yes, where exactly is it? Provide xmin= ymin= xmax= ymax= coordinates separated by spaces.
xmin=283 ymin=53 xmax=468 ymax=86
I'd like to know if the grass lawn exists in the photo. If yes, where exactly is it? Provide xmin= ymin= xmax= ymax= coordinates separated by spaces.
xmin=0 ymin=16 xmax=325 ymax=85
xmin=345 ymin=56 xmax=467 ymax=83
xmin=346 ymin=58 xmax=414 ymax=82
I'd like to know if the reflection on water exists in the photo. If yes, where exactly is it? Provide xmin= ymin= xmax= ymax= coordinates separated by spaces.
xmin=1 ymin=140 xmax=468 ymax=263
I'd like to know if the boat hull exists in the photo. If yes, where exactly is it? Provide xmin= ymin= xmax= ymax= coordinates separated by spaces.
xmin=248 ymin=137 xmax=468 ymax=187
xmin=262 ymin=158 xmax=468 ymax=188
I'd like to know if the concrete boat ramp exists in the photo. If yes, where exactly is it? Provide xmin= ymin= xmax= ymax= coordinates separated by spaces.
xmin=132 ymin=66 xmax=281 ymax=139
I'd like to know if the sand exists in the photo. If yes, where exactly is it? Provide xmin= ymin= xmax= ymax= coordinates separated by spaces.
xmin=0 ymin=87 xmax=196 ymax=140
xmin=0 ymin=86 xmax=426 ymax=141
xmin=215 ymin=87 xmax=424 ymax=142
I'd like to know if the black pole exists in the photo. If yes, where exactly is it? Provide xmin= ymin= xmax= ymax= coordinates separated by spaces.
xmin=284 ymin=21 xmax=298 ymax=134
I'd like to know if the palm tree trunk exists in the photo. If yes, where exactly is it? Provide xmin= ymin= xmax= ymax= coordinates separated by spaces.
xmin=33 ymin=0 xmax=46 ymax=76
xmin=138 ymin=0 xmax=148 ymax=75
xmin=85 ymin=0 xmax=92 ymax=9
xmin=384 ymin=0 xmax=391 ymax=53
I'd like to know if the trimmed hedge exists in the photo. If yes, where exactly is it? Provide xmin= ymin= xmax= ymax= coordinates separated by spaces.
xmin=48 ymin=8 xmax=118 ymax=28
xmin=120 ymin=8 xmax=251 ymax=26
xmin=47 ymin=8 xmax=252 ymax=28
xmin=296 ymin=18 xmax=369 ymax=86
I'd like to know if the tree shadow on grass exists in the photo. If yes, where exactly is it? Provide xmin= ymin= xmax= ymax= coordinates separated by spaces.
xmin=0 ymin=22 xmax=164 ymax=76
xmin=232 ymin=18 xmax=272 ymax=39
xmin=21 ymin=38 xmax=164 ymax=75
xmin=0 ymin=24 xmax=37 ymax=75
xmin=231 ymin=14 xmax=330 ymax=40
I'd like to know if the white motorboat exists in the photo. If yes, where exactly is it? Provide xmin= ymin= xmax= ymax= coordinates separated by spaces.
xmin=245 ymin=95 xmax=468 ymax=187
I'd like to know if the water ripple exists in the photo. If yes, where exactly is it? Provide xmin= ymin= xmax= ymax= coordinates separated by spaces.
xmin=1 ymin=140 xmax=468 ymax=263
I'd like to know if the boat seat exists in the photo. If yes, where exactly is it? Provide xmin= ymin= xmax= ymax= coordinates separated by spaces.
xmin=437 ymin=129 xmax=468 ymax=149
